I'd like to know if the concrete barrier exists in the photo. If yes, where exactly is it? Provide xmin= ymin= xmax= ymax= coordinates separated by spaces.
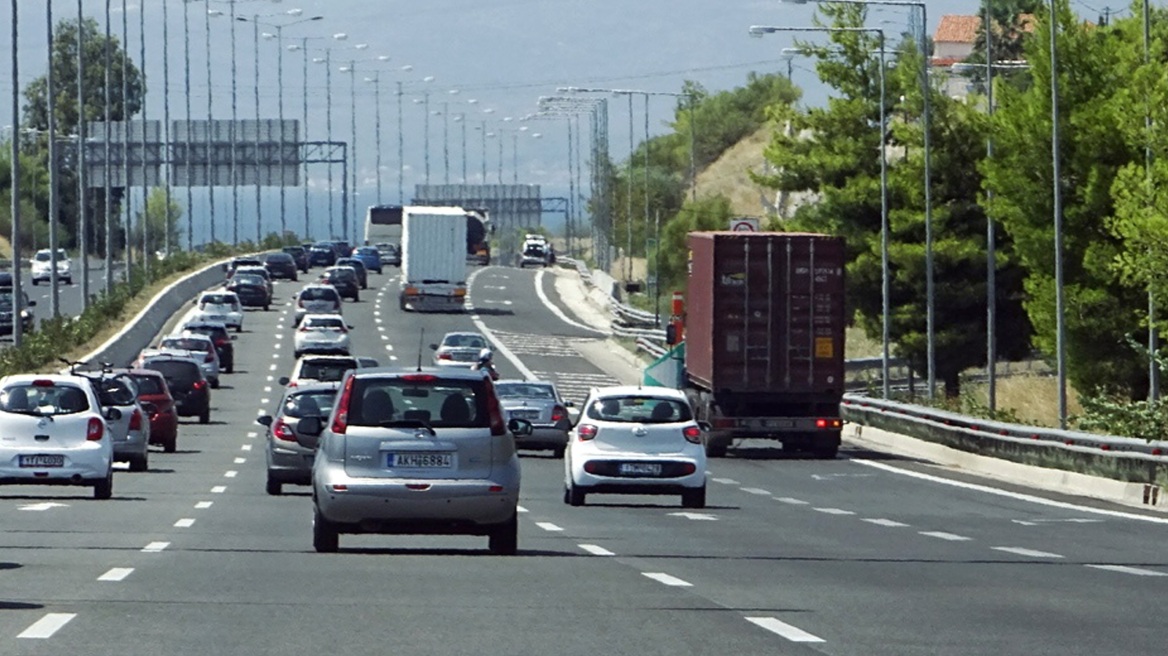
xmin=76 ymin=260 xmax=229 ymax=369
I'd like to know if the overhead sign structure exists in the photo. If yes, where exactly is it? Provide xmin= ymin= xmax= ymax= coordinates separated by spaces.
xmin=729 ymin=217 xmax=760 ymax=232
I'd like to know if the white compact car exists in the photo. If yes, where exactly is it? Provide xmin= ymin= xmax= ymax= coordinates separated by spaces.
xmin=30 ymin=248 xmax=72 ymax=285
xmin=564 ymin=386 xmax=708 ymax=508
xmin=293 ymin=314 xmax=352 ymax=358
xmin=431 ymin=332 xmax=491 ymax=368
xmin=192 ymin=291 xmax=244 ymax=332
xmin=0 ymin=374 xmax=115 ymax=499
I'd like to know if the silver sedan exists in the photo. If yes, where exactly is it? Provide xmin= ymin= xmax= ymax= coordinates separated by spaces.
xmin=494 ymin=379 xmax=573 ymax=458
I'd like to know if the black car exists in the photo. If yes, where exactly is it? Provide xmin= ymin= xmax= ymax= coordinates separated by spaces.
xmin=334 ymin=257 xmax=368 ymax=290
xmin=308 ymin=243 xmax=336 ymax=267
xmin=0 ymin=289 xmax=35 ymax=336
xmin=141 ymin=355 xmax=211 ymax=424
xmin=283 ymin=246 xmax=310 ymax=273
xmin=264 ymin=252 xmax=300 ymax=281
xmin=376 ymin=242 xmax=401 ymax=267
xmin=226 ymin=257 xmax=264 ymax=280
xmin=227 ymin=273 xmax=272 ymax=310
xmin=319 ymin=266 xmax=360 ymax=302
xmin=330 ymin=240 xmax=352 ymax=260
xmin=181 ymin=321 xmax=236 ymax=373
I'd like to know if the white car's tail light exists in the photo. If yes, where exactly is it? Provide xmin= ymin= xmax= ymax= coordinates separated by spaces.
xmin=683 ymin=425 xmax=702 ymax=444
xmin=577 ymin=424 xmax=598 ymax=441
xmin=87 ymin=417 xmax=104 ymax=441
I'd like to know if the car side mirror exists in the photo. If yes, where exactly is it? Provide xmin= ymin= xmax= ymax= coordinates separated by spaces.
xmin=347 ymin=325 xmax=355 ymax=330
xmin=298 ymin=416 xmax=323 ymax=436
xmin=507 ymin=418 xmax=534 ymax=436
xmin=563 ymin=400 xmax=575 ymax=408
xmin=104 ymin=407 xmax=122 ymax=421
xmin=429 ymin=343 xmax=438 ymax=351
xmin=256 ymin=415 xmax=273 ymax=427
xmin=27 ymin=300 xmax=36 ymax=307
xmin=278 ymin=376 xmax=290 ymax=386
xmin=697 ymin=421 xmax=712 ymax=432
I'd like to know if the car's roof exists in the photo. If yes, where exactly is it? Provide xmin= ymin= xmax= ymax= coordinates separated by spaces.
xmin=200 ymin=290 xmax=239 ymax=298
xmin=164 ymin=332 xmax=213 ymax=343
xmin=588 ymin=385 xmax=688 ymax=401
xmin=442 ymin=331 xmax=486 ymax=338
xmin=183 ymin=320 xmax=229 ymax=329
xmin=140 ymin=353 xmax=203 ymax=366
xmin=2 ymin=373 xmax=89 ymax=386
xmin=496 ymin=378 xmax=553 ymax=387
xmin=282 ymin=380 xmax=343 ymax=394
xmin=350 ymin=366 xmax=485 ymax=381
xmin=111 ymin=367 xmax=167 ymax=378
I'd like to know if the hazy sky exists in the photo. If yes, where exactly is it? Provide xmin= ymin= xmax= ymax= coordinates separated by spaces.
xmin=0 ymin=0 xmax=1143 ymax=240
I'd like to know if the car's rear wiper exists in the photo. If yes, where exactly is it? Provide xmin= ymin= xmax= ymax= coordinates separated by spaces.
xmin=374 ymin=419 xmax=437 ymax=436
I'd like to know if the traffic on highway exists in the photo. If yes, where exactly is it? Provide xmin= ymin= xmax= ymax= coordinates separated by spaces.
xmin=1 ymin=247 xmax=1167 ymax=655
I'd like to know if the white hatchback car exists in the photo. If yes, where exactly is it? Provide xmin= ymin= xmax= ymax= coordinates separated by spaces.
xmin=0 ymin=374 xmax=115 ymax=499
xmin=564 ymin=386 xmax=708 ymax=508
xmin=193 ymin=291 xmax=244 ymax=332
xmin=293 ymin=314 xmax=352 ymax=358
xmin=30 ymin=248 xmax=72 ymax=285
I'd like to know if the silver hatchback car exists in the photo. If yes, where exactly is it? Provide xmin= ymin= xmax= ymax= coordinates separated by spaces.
xmin=301 ymin=367 xmax=532 ymax=554
xmin=258 ymin=381 xmax=340 ymax=495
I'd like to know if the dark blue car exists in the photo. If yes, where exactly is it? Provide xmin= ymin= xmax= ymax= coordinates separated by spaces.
xmin=308 ymin=243 xmax=336 ymax=267
xmin=352 ymin=246 xmax=383 ymax=274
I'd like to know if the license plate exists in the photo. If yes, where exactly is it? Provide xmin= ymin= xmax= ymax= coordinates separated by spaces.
xmin=209 ymin=315 xmax=227 ymax=322
xmin=19 ymin=454 xmax=64 ymax=468
xmin=389 ymin=452 xmax=452 ymax=468
xmin=619 ymin=462 xmax=662 ymax=476
xmin=511 ymin=410 xmax=540 ymax=420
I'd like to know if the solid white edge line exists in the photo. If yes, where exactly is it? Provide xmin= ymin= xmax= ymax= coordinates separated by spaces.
xmin=745 ymin=616 xmax=825 ymax=643
xmin=579 ymin=544 xmax=615 ymax=556
xmin=17 ymin=613 xmax=77 ymax=639
xmin=852 ymin=458 xmax=1168 ymax=525
xmin=532 ymin=269 xmax=611 ymax=336
xmin=1085 ymin=564 xmax=1168 ymax=577
xmin=97 ymin=567 xmax=134 ymax=582
xmin=642 ymin=572 xmax=692 ymax=587
xmin=466 ymin=268 xmax=537 ymax=381
xmin=991 ymin=546 xmax=1064 ymax=559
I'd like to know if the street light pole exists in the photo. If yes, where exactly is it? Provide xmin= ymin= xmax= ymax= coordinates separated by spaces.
xmin=105 ymin=0 xmax=114 ymax=291
xmin=139 ymin=0 xmax=149 ymax=274
xmin=161 ymin=0 xmax=171 ymax=259
xmin=124 ymin=0 xmax=133 ymax=275
xmin=1144 ymin=0 xmax=1158 ymax=402
xmin=397 ymin=80 xmax=404 ymax=202
xmin=10 ymin=0 xmax=23 ymax=346
xmin=202 ymin=0 xmax=215 ymax=246
xmin=183 ymin=0 xmax=192 ymax=250
xmin=48 ymin=0 xmax=61 ymax=317
xmin=985 ymin=3 xmax=997 ymax=411
xmin=1050 ymin=0 xmax=1067 ymax=428
xmin=77 ymin=0 xmax=90 ymax=307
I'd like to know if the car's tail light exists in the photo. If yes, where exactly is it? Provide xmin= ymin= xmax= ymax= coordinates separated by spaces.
xmin=577 ymin=424 xmax=598 ymax=441
xmin=551 ymin=405 xmax=567 ymax=422
xmin=204 ymin=352 xmax=215 ymax=363
xmin=331 ymin=375 xmax=355 ymax=434
xmin=437 ymin=352 xmax=453 ymax=360
xmin=583 ymin=461 xmax=600 ymax=474
xmin=299 ymin=325 xmax=310 ymax=332
xmin=683 ymin=425 xmax=702 ymax=444
xmin=129 ymin=408 xmax=143 ymax=431
xmin=272 ymin=418 xmax=297 ymax=441
xmin=214 ymin=338 xmax=228 ymax=347
xmin=338 ymin=325 xmax=348 ymax=333
xmin=679 ymin=462 xmax=697 ymax=475
xmin=87 ymin=417 xmax=104 ymax=441
xmin=31 ymin=379 xmax=55 ymax=387
xmin=298 ymin=298 xmax=305 ymax=308
xmin=193 ymin=379 xmax=208 ymax=391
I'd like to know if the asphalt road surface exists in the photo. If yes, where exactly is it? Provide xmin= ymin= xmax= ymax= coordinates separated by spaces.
xmin=2 ymin=264 xmax=1167 ymax=655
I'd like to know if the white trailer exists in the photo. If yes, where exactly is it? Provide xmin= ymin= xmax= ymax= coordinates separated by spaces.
xmin=399 ymin=206 xmax=468 ymax=312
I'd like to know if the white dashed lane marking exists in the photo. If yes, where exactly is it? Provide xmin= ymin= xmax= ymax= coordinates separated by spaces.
xmin=98 ymin=567 xmax=134 ymax=582
xmin=745 ymin=617 xmax=825 ymax=644
xmin=241 ymin=444 xmax=252 ymax=451
xmin=711 ymin=478 xmax=740 ymax=485
xmin=1085 ymin=565 xmax=1168 ymax=577
xmin=211 ymin=486 xmax=227 ymax=493
xmin=195 ymin=501 xmax=213 ymax=509
xmin=174 ymin=518 xmax=196 ymax=528
xmin=579 ymin=544 xmax=615 ymax=556
xmin=992 ymin=546 xmax=1063 ymax=559
xmin=516 ymin=505 xmax=528 ymax=513
xmin=234 ymin=457 xmax=247 ymax=464
xmin=740 ymin=487 xmax=771 ymax=496
xmin=225 ymin=471 xmax=238 ymax=478
xmin=813 ymin=508 xmax=856 ymax=516
xmin=863 ymin=518 xmax=909 ymax=527
xmin=535 ymin=522 xmax=563 ymax=532
xmin=919 ymin=531 xmax=971 ymax=542
xmin=141 ymin=541 xmax=170 ymax=553
xmin=642 ymin=572 xmax=692 ymax=587
xmin=776 ymin=497 xmax=809 ymax=505
xmin=17 ymin=613 xmax=76 ymax=639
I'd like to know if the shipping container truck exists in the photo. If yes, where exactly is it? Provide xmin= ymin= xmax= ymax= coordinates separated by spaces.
xmin=678 ymin=232 xmax=846 ymax=459
xmin=399 ymin=206 xmax=469 ymax=312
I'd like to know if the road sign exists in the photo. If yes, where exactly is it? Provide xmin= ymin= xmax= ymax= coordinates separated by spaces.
xmin=729 ymin=218 xmax=760 ymax=232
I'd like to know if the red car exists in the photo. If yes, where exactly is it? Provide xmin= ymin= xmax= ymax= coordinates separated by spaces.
xmin=125 ymin=368 xmax=179 ymax=453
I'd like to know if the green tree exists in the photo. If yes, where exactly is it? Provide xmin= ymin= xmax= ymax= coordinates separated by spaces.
xmin=983 ymin=1 xmax=1150 ymax=397
xmin=18 ymin=17 xmax=145 ymax=256
xmin=131 ymin=188 xmax=182 ymax=258
xmin=658 ymin=196 xmax=735 ymax=294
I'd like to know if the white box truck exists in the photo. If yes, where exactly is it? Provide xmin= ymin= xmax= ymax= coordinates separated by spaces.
xmin=399 ymin=206 xmax=468 ymax=312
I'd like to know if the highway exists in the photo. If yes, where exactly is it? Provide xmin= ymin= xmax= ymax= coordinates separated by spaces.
xmin=2 ymin=264 xmax=1167 ymax=655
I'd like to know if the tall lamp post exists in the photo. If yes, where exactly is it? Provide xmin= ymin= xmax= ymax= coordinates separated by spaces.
xmin=749 ymin=24 xmax=889 ymax=398
xmin=785 ymin=0 xmax=934 ymax=398
xmin=1049 ymin=0 xmax=1067 ymax=428
xmin=10 ymin=0 xmax=23 ymax=346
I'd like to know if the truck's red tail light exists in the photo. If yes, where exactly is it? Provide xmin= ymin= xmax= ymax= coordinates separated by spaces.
xmin=816 ymin=418 xmax=841 ymax=429
xmin=682 ymin=425 xmax=702 ymax=444
xmin=331 ymin=375 xmax=355 ymax=434
xmin=87 ymin=417 xmax=104 ymax=441
xmin=577 ymin=424 xmax=597 ymax=441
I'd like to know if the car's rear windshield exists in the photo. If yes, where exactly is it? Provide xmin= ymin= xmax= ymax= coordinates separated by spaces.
xmin=162 ymin=337 xmax=211 ymax=352
xmin=300 ymin=288 xmax=339 ymax=301
xmin=283 ymin=389 xmax=338 ymax=418
xmin=129 ymin=374 xmax=166 ymax=395
xmin=97 ymin=377 xmax=137 ymax=406
xmin=201 ymin=294 xmax=237 ymax=306
xmin=185 ymin=326 xmax=227 ymax=341
xmin=495 ymin=383 xmax=555 ymax=400
xmin=266 ymin=253 xmax=293 ymax=262
xmin=0 ymin=382 xmax=90 ymax=415
xmin=232 ymin=275 xmax=264 ymax=285
xmin=347 ymin=377 xmax=490 ymax=429
xmin=443 ymin=334 xmax=487 ymax=349
xmin=144 ymin=361 xmax=200 ymax=386
xmin=586 ymin=396 xmax=693 ymax=423
xmin=299 ymin=360 xmax=356 ymax=382
xmin=304 ymin=317 xmax=345 ymax=330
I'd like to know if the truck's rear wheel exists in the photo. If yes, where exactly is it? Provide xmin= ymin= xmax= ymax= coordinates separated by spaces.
xmin=704 ymin=434 xmax=729 ymax=458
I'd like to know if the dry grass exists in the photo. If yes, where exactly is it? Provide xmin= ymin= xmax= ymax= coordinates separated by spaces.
xmin=961 ymin=373 xmax=1083 ymax=428
xmin=0 ymin=235 xmax=11 ymax=260
xmin=694 ymin=125 xmax=776 ymax=218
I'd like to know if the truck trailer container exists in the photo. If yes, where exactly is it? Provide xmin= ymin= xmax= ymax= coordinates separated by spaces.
xmin=399 ymin=206 xmax=468 ymax=312
xmin=681 ymin=231 xmax=846 ymax=458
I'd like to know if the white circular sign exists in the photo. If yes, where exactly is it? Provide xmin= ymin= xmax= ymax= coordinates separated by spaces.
xmin=730 ymin=219 xmax=759 ymax=232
